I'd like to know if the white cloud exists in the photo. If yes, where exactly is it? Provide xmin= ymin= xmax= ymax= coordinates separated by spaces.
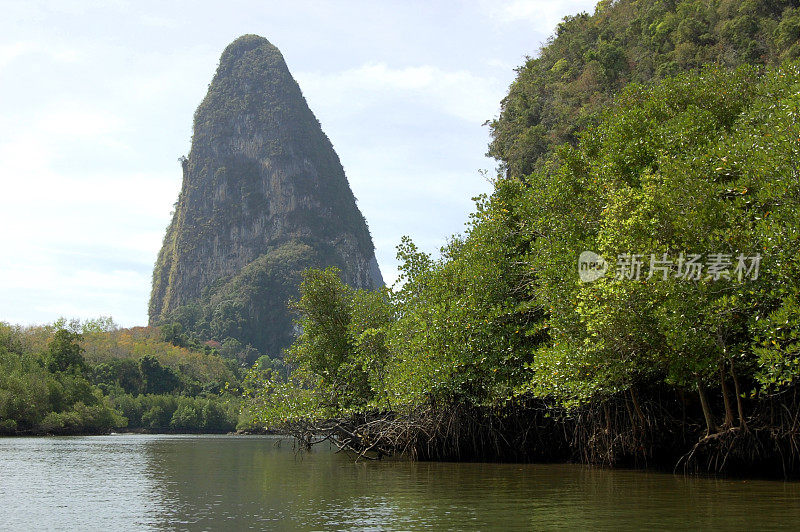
xmin=31 ymin=0 xmax=130 ymax=17
xmin=0 ymin=95 xmax=178 ymax=326
xmin=35 ymin=104 xmax=123 ymax=138
xmin=0 ymin=42 xmax=33 ymax=69
xmin=484 ymin=0 xmax=598 ymax=33
xmin=138 ymin=13 xmax=181 ymax=29
xmin=0 ymin=41 xmax=82 ymax=71
xmin=297 ymin=62 xmax=503 ymax=124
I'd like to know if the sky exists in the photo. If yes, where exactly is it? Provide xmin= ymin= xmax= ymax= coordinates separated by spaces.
xmin=0 ymin=0 xmax=598 ymax=327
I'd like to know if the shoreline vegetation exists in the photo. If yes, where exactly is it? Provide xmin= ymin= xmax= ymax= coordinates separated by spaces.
xmin=241 ymin=0 xmax=800 ymax=478
xmin=0 ymin=319 xmax=249 ymax=437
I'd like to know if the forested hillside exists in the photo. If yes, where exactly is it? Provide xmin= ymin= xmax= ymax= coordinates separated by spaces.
xmin=244 ymin=0 xmax=800 ymax=475
xmin=490 ymin=0 xmax=800 ymax=176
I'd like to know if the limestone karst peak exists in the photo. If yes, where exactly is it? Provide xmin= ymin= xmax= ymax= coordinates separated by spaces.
xmin=149 ymin=36 xmax=382 ymax=360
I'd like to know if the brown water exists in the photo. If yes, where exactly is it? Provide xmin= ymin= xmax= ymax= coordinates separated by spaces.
xmin=0 ymin=434 xmax=798 ymax=530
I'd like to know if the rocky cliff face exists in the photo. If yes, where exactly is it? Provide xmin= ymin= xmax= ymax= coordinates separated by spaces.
xmin=149 ymin=34 xmax=382 ymax=357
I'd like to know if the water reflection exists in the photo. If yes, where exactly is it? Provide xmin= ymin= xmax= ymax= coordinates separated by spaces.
xmin=0 ymin=436 xmax=163 ymax=529
xmin=1 ymin=435 xmax=799 ymax=530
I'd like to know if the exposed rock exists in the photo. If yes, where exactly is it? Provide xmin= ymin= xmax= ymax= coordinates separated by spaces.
xmin=149 ymin=34 xmax=382 ymax=358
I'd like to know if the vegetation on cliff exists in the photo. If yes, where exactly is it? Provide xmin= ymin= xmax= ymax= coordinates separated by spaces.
xmin=490 ymin=0 xmax=800 ymax=176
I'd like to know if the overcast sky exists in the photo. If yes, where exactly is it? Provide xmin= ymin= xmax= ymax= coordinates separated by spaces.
xmin=0 ymin=0 xmax=598 ymax=327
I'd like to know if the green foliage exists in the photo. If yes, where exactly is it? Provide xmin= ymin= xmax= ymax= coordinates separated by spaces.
xmin=81 ymin=325 xmax=238 ymax=394
xmin=489 ymin=0 xmax=800 ymax=177
xmin=287 ymin=268 xmax=371 ymax=411
xmin=46 ymin=329 xmax=86 ymax=373
xmin=245 ymin=192 xmax=548 ymax=420
xmin=91 ymin=358 xmax=142 ymax=395
xmin=161 ymin=322 xmax=188 ymax=347
xmin=0 ymin=321 xmax=244 ymax=435
xmin=505 ymin=63 xmax=800 ymax=406
xmin=380 ymin=190 xmax=547 ymax=410
xmin=160 ymin=241 xmax=331 ymax=361
xmin=242 ymin=267 xmax=396 ymax=425
xmin=112 ymin=393 xmax=232 ymax=431
xmin=39 ymin=400 xmax=126 ymax=435
xmin=0 ymin=349 xmax=57 ymax=431
xmin=349 ymin=288 xmax=394 ymax=408
xmin=244 ymin=62 xmax=800 ymax=434
xmin=0 ymin=340 xmax=124 ymax=434
xmin=139 ymin=354 xmax=181 ymax=395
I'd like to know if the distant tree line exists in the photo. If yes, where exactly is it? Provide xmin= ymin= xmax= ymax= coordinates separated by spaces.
xmin=0 ymin=320 xmax=248 ymax=435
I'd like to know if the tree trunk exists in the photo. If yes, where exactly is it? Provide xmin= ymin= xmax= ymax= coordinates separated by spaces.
xmin=624 ymin=396 xmax=636 ymax=436
xmin=630 ymin=387 xmax=647 ymax=428
xmin=697 ymin=376 xmax=717 ymax=436
xmin=720 ymin=364 xmax=735 ymax=429
xmin=677 ymin=388 xmax=687 ymax=438
xmin=729 ymin=362 xmax=748 ymax=431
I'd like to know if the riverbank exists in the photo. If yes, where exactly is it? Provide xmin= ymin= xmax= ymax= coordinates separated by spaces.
xmin=281 ymin=385 xmax=800 ymax=480
xmin=5 ymin=400 xmax=798 ymax=481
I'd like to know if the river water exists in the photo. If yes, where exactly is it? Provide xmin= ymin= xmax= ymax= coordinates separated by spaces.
xmin=0 ymin=434 xmax=798 ymax=530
